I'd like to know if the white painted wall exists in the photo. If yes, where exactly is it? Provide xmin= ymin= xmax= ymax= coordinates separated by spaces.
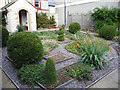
xmin=0 ymin=0 xmax=5 ymax=9
xmin=6 ymin=0 xmax=37 ymax=32
xmin=55 ymin=0 xmax=119 ymax=27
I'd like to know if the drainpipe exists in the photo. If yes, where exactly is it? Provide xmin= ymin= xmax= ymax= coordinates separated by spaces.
xmin=64 ymin=0 xmax=66 ymax=27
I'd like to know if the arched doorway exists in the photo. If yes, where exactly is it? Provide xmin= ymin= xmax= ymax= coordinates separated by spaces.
xmin=19 ymin=10 xmax=29 ymax=31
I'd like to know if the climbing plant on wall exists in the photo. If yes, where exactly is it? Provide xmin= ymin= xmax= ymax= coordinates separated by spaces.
xmin=91 ymin=7 xmax=119 ymax=31
xmin=0 ymin=12 xmax=7 ymax=26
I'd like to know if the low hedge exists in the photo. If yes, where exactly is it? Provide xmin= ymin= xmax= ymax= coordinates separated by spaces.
xmin=7 ymin=32 xmax=43 ymax=68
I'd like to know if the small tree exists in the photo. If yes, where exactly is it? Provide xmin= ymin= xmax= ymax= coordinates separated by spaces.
xmin=36 ymin=12 xmax=49 ymax=29
xmin=45 ymin=58 xmax=57 ymax=84
xmin=48 ymin=15 xmax=56 ymax=25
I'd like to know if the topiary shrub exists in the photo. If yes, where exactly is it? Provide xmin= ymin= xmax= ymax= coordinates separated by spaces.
xmin=58 ymin=26 xmax=65 ymax=41
xmin=58 ymin=34 xmax=64 ymax=41
xmin=0 ymin=25 xmax=9 ymax=47
xmin=44 ymin=58 xmax=57 ymax=84
xmin=17 ymin=25 xmax=25 ymax=32
xmin=17 ymin=64 xmax=45 ymax=87
xmin=69 ymin=22 xmax=81 ymax=34
xmin=58 ymin=29 xmax=64 ymax=35
xmin=99 ymin=25 xmax=117 ymax=40
xmin=7 ymin=32 xmax=43 ymax=68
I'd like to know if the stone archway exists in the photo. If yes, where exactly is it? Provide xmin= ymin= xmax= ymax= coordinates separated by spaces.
xmin=19 ymin=9 xmax=29 ymax=31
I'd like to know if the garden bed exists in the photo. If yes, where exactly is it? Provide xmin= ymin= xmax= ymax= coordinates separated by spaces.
xmin=2 ymin=41 xmax=119 ymax=89
xmin=57 ymin=39 xmax=72 ymax=44
xmin=43 ymin=68 xmax=72 ymax=88
xmin=44 ymin=52 xmax=73 ymax=64
xmin=42 ymin=40 xmax=59 ymax=55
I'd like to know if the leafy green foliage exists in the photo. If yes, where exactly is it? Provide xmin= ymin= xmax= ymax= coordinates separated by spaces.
xmin=91 ymin=7 xmax=119 ymax=31
xmin=17 ymin=64 xmax=45 ymax=87
xmin=36 ymin=12 xmax=49 ymax=28
xmin=58 ymin=27 xmax=65 ymax=41
xmin=17 ymin=25 xmax=25 ymax=32
xmin=65 ymin=42 xmax=80 ymax=55
xmin=48 ymin=15 xmax=56 ymax=25
xmin=0 ymin=12 xmax=7 ymax=26
xmin=0 ymin=25 xmax=9 ymax=47
xmin=7 ymin=32 xmax=43 ymax=68
xmin=66 ymin=36 xmax=109 ymax=70
xmin=116 ymin=31 xmax=120 ymax=36
xmin=45 ymin=58 xmax=58 ymax=84
xmin=64 ymin=62 xmax=93 ymax=81
xmin=65 ymin=31 xmax=86 ymax=41
xmin=33 ymin=31 xmax=57 ymax=39
xmin=36 ymin=13 xmax=56 ymax=28
xmin=58 ymin=34 xmax=64 ymax=41
xmin=43 ymin=41 xmax=59 ymax=55
xmin=79 ymin=37 xmax=110 ymax=70
xmin=69 ymin=22 xmax=81 ymax=34
xmin=99 ymin=25 xmax=117 ymax=40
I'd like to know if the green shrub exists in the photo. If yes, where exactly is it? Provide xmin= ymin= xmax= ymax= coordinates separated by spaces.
xmin=65 ymin=62 xmax=93 ymax=81
xmin=99 ymin=25 xmax=117 ymax=40
xmin=59 ymin=25 xmax=65 ymax=30
xmin=58 ymin=34 xmax=64 ymax=41
xmin=36 ymin=12 xmax=49 ymax=28
xmin=17 ymin=25 xmax=25 ymax=32
xmin=116 ymin=31 xmax=120 ymax=36
xmin=79 ymin=37 xmax=109 ymax=70
xmin=45 ymin=58 xmax=57 ymax=84
xmin=58 ymin=26 xmax=65 ymax=41
xmin=48 ymin=15 xmax=56 ymax=25
xmin=69 ymin=22 xmax=81 ymax=34
xmin=7 ymin=32 xmax=43 ymax=68
xmin=0 ymin=25 xmax=9 ymax=47
xmin=54 ymin=30 xmax=59 ymax=34
xmin=0 ymin=12 xmax=7 ymax=26
xmin=91 ymin=7 xmax=119 ymax=31
xmin=58 ymin=29 xmax=64 ymax=35
xmin=17 ymin=64 xmax=45 ymax=87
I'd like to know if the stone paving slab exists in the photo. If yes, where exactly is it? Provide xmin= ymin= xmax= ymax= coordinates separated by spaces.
xmin=90 ymin=68 xmax=119 ymax=88
xmin=0 ymin=68 xmax=17 ymax=89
